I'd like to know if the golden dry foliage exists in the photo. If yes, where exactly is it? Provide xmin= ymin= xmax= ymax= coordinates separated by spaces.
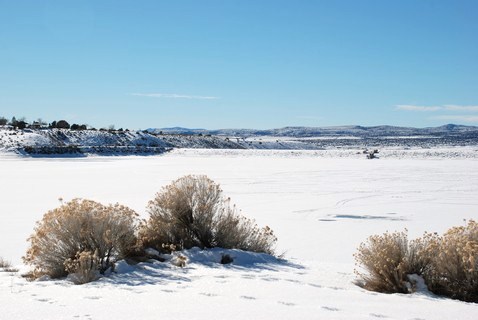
xmin=143 ymin=175 xmax=222 ymax=249
xmin=354 ymin=231 xmax=410 ymax=293
xmin=354 ymin=230 xmax=431 ymax=293
xmin=214 ymin=201 xmax=276 ymax=255
xmin=64 ymin=250 xmax=100 ymax=284
xmin=355 ymin=221 xmax=478 ymax=302
xmin=24 ymin=199 xmax=139 ymax=279
xmin=423 ymin=220 xmax=478 ymax=302
xmin=140 ymin=175 xmax=276 ymax=255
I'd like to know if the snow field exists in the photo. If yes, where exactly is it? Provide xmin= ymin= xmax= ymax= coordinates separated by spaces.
xmin=1 ymin=149 xmax=477 ymax=319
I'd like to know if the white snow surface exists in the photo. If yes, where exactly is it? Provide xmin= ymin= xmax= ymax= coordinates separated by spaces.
xmin=1 ymin=149 xmax=478 ymax=319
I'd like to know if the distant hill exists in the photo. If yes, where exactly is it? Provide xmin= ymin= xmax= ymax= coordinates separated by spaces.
xmin=150 ymin=124 xmax=478 ymax=138
xmin=1 ymin=124 xmax=477 ymax=156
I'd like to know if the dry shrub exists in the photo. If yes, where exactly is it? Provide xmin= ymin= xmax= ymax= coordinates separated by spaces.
xmin=354 ymin=230 xmax=430 ymax=293
xmin=214 ymin=201 xmax=276 ymax=255
xmin=355 ymin=222 xmax=478 ymax=302
xmin=24 ymin=199 xmax=139 ymax=279
xmin=423 ymin=220 xmax=478 ymax=302
xmin=0 ymin=257 xmax=18 ymax=273
xmin=0 ymin=257 xmax=11 ymax=269
xmin=140 ymin=175 xmax=276 ymax=255
xmin=64 ymin=250 xmax=100 ymax=284
xmin=171 ymin=254 xmax=188 ymax=268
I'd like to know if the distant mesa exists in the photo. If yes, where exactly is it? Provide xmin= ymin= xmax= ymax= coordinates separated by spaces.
xmin=1 ymin=122 xmax=478 ymax=157
xmin=149 ymin=123 xmax=478 ymax=138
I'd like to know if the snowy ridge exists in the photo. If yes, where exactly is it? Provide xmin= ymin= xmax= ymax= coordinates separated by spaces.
xmin=152 ymin=124 xmax=478 ymax=138
xmin=1 ymin=125 xmax=478 ymax=157
xmin=0 ymin=127 xmax=242 ymax=155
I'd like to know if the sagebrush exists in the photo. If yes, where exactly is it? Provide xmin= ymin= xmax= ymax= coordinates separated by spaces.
xmin=355 ymin=220 xmax=478 ymax=303
xmin=64 ymin=250 xmax=100 ymax=284
xmin=24 ymin=199 xmax=139 ymax=280
xmin=422 ymin=220 xmax=478 ymax=302
xmin=140 ymin=175 xmax=276 ymax=255
xmin=354 ymin=230 xmax=426 ymax=293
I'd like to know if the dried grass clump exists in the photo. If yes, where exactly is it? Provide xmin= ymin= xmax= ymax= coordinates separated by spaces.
xmin=140 ymin=175 xmax=276 ymax=255
xmin=354 ymin=230 xmax=430 ymax=293
xmin=24 ymin=199 xmax=139 ymax=280
xmin=423 ymin=220 xmax=478 ymax=302
xmin=0 ymin=257 xmax=19 ymax=273
xmin=0 ymin=257 xmax=11 ymax=269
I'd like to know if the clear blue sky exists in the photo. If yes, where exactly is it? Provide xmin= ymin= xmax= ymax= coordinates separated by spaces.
xmin=1 ymin=0 xmax=477 ymax=129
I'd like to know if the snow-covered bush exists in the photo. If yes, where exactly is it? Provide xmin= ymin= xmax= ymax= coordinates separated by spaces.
xmin=140 ymin=175 xmax=276 ymax=255
xmin=354 ymin=230 xmax=430 ymax=293
xmin=24 ymin=199 xmax=139 ymax=279
xmin=423 ymin=220 xmax=478 ymax=302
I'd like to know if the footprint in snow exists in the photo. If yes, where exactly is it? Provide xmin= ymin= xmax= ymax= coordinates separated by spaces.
xmin=261 ymin=277 xmax=279 ymax=282
xmin=278 ymin=301 xmax=295 ymax=307
xmin=161 ymin=289 xmax=176 ymax=293
xmin=322 ymin=306 xmax=339 ymax=312
xmin=328 ymin=286 xmax=345 ymax=291
xmin=199 ymin=292 xmax=218 ymax=297
xmin=133 ymin=290 xmax=145 ymax=294
xmin=240 ymin=296 xmax=256 ymax=300
xmin=284 ymin=279 xmax=301 ymax=284
xmin=73 ymin=315 xmax=92 ymax=320
xmin=370 ymin=313 xmax=388 ymax=318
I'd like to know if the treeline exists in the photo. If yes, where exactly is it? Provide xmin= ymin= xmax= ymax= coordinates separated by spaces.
xmin=0 ymin=116 xmax=120 ymax=131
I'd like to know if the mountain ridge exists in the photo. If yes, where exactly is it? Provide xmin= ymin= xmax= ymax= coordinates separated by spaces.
xmin=150 ymin=124 xmax=478 ymax=137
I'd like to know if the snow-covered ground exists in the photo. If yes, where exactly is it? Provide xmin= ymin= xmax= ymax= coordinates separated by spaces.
xmin=1 ymin=149 xmax=477 ymax=319
xmin=2 ymin=126 xmax=478 ymax=155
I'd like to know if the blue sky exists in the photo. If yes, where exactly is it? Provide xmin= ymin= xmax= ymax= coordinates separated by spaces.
xmin=1 ymin=0 xmax=477 ymax=129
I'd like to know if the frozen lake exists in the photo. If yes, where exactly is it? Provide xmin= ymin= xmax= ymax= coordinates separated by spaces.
xmin=1 ymin=149 xmax=477 ymax=319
